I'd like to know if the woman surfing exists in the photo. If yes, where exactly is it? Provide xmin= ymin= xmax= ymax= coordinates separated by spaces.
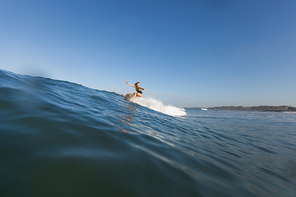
xmin=126 ymin=81 xmax=146 ymax=100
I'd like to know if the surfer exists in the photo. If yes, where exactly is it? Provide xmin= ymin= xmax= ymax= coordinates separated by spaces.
xmin=126 ymin=81 xmax=146 ymax=100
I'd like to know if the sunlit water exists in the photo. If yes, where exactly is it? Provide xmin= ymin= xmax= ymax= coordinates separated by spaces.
xmin=0 ymin=70 xmax=295 ymax=197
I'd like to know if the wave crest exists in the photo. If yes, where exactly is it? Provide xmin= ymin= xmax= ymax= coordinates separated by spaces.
xmin=133 ymin=97 xmax=186 ymax=117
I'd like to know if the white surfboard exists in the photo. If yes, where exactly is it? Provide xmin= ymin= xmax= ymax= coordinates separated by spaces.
xmin=124 ymin=93 xmax=132 ymax=101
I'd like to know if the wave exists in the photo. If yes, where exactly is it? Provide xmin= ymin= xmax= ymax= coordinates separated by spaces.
xmin=132 ymin=97 xmax=186 ymax=117
xmin=1 ymin=69 xmax=295 ymax=197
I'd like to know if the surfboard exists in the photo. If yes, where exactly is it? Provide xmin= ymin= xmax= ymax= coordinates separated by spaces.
xmin=124 ymin=93 xmax=132 ymax=101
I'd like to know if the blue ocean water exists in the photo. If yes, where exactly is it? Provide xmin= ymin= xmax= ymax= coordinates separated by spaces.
xmin=0 ymin=69 xmax=295 ymax=197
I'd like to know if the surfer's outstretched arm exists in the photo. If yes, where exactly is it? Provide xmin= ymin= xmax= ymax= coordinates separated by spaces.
xmin=126 ymin=81 xmax=135 ymax=87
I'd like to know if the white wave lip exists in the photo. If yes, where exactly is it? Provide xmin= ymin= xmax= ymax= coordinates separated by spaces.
xmin=133 ymin=97 xmax=186 ymax=117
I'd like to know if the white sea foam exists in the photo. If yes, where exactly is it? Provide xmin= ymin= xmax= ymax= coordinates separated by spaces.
xmin=133 ymin=97 xmax=186 ymax=117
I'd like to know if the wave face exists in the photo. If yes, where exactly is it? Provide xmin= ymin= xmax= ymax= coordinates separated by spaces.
xmin=1 ymin=69 xmax=296 ymax=197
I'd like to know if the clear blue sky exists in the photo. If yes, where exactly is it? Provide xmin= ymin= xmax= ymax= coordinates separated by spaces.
xmin=0 ymin=0 xmax=295 ymax=107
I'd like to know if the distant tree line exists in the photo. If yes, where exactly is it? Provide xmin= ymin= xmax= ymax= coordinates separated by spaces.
xmin=206 ymin=105 xmax=296 ymax=112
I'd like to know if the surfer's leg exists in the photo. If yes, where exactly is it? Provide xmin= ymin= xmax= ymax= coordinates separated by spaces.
xmin=131 ymin=93 xmax=137 ymax=99
xmin=136 ymin=93 xmax=143 ymax=98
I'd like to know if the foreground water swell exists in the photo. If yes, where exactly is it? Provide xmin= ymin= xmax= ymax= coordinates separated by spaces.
xmin=0 ymin=70 xmax=295 ymax=197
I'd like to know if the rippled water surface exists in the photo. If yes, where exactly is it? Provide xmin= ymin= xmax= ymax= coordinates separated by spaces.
xmin=0 ymin=70 xmax=295 ymax=197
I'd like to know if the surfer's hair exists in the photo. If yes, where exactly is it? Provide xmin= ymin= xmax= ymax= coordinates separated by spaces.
xmin=134 ymin=82 xmax=140 ymax=87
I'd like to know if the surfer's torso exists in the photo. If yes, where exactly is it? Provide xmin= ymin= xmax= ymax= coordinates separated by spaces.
xmin=135 ymin=86 xmax=143 ymax=94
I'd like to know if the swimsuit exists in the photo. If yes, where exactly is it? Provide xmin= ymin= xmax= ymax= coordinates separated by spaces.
xmin=135 ymin=87 xmax=143 ymax=94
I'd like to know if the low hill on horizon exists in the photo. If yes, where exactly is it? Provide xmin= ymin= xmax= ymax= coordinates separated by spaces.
xmin=186 ymin=105 xmax=296 ymax=112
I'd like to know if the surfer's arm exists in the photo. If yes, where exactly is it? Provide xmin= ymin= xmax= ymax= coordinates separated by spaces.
xmin=125 ymin=81 xmax=135 ymax=87
xmin=140 ymin=87 xmax=146 ymax=90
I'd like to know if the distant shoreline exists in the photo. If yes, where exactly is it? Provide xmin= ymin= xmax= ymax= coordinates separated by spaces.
xmin=185 ymin=105 xmax=296 ymax=112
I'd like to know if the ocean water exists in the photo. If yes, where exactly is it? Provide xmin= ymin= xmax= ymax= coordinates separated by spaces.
xmin=0 ymin=69 xmax=295 ymax=197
